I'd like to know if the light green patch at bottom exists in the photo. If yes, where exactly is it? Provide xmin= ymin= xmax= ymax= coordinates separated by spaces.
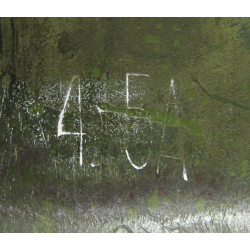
xmin=148 ymin=189 xmax=160 ymax=210
xmin=37 ymin=215 xmax=57 ymax=233
xmin=126 ymin=208 xmax=138 ymax=220
xmin=196 ymin=198 xmax=205 ymax=212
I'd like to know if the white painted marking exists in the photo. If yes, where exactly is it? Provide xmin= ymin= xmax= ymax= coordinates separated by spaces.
xmin=183 ymin=162 xmax=188 ymax=182
xmin=125 ymin=149 xmax=148 ymax=170
xmin=166 ymin=78 xmax=178 ymax=112
xmin=0 ymin=84 xmax=6 ymax=119
xmin=39 ymin=120 xmax=48 ymax=147
xmin=57 ymin=78 xmax=85 ymax=166
xmin=170 ymin=78 xmax=177 ymax=96
xmin=90 ymin=162 xmax=99 ymax=168
xmin=57 ymin=84 xmax=72 ymax=137
xmin=96 ymin=105 xmax=105 ymax=114
xmin=79 ymin=84 xmax=83 ymax=166
xmin=10 ymin=128 xmax=13 ymax=144
xmin=161 ymin=155 xmax=180 ymax=160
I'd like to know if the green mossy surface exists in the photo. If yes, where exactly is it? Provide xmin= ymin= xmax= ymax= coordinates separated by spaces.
xmin=148 ymin=189 xmax=160 ymax=210
xmin=0 ymin=17 xmax=249 ymax=197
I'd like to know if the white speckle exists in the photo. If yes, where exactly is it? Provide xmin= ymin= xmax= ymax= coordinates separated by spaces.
xmin=126 ymin=73 xmax=149 ymax=109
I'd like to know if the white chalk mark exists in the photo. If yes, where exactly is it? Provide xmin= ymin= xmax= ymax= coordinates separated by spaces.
xmin=10 ymin=128 xmax=13 ymax=144
xmin=79 ymin=84 xmax=83 ymax=166
xmin=183 ymin=162 xmax=188 ymax=182
xmin=96 ymin=104 xmax=149 ymax=123
xmin=0 ymin=84 xmax=6 ymax=119
xmin=90 ymin=162 xmax=100 ymax=168
xmin=57 ymin=84 xmax=72 ymax=137
xmin=14 ymin=147 xmax=17 ymax=162
xmin=90 ymin=162 xmax=96 ymax=168
xmin=166 ymin=78 xmax=178 ymax=112
xmin=125 ymin=149 xmax=148 ymax=170
xmin=126 ymin=73 xmax=149 ymax=109
xmin=161 ymin=155 xmax=181 ymax=160
xmin=125 ymin=73 xmax=150 ymax=170
xmin=59 ymin=80 xmax=62 ymax=96
xmin=96 ymin=105 xmax=104 ymax=114
xmin=39 ymin=120 xmax=48 ymax=148
xmin=170 ymin=78 xmax=177 ymax=97
xmin=57 ymin=77 xmax=85 ymax=166
xmin=96 ymin=105 xmax=104 ymax=125
xmin=161 ymin=154 xmax=188 ymax=181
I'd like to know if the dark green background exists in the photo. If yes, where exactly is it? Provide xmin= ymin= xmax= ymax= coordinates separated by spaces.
xmin=0 ymin=18 xmax=249 ymax=199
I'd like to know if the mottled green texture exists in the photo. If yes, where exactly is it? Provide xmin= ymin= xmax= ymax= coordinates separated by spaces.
xmin=196 ymin=198 xmax=205 ymax=212
xmin=43 ymin=200 xmax=53 ymax=211
xmin=27 ymin=103 xmax=45 ymax=117
xmin=37 ymin=215 xmax=57 ymax=233
xmin=0 ymin=17 xmax=250 ymax=198
xmin=145 ymin=34 xmax=159 ymax=44
xmin=148 ymin=189 xmax=160 ymax=210
xmin=241 ymin=160 xmax=248 ymax=177
xmin=91 ymin=67 xmax=101 ymax=78
xmin=126 ymin=208 xmax=138 ymax=220
xmin=97 ymin=102 xmax=203 ymax=134
xmin=162 ymin=196 xmax=169 ymax=204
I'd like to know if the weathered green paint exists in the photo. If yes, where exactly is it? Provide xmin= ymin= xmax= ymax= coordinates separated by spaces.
xmin=97 ymin=102 xmax=203 ymax=134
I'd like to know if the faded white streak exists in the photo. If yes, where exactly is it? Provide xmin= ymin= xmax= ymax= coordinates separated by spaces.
xmin=161 ymin=155 xmax=180 ymax=160
xmin=0 ymin=84 xmax=6 ymax=119
xmin=39 ymin=120 xmax=48 ymax=148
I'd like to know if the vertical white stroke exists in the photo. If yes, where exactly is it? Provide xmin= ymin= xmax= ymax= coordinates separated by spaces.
xmin=170 ymin=78 xmax=176 ymax=96
xmin=126 ymin=73 xmax=149 ymax=109
xmin=166 ymin=78 xmax=177 ymax=112
xmin=39 ymin=120 xmax=48 ymax=148
xmin=57 ymin=84 xmax=81 ymax=136
xmin=126 ymin=73 xmax=129 ymax=107
xmin=0 ymin=85 xmax=6 ymax=119
xmin=57 ymin=77 xmax=85 ymax=167
xmin=183 ymin=161 xmax=188 ymax=182
xmin=79 ymin=83 xmax=83 ymax=166
xmin=57 ymin=84 xmax=73 ymax=137
xmin=125 ymin=149 xmax=148 ymax=170
xmin=170 ymin=78 xmax=178 ymax=110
